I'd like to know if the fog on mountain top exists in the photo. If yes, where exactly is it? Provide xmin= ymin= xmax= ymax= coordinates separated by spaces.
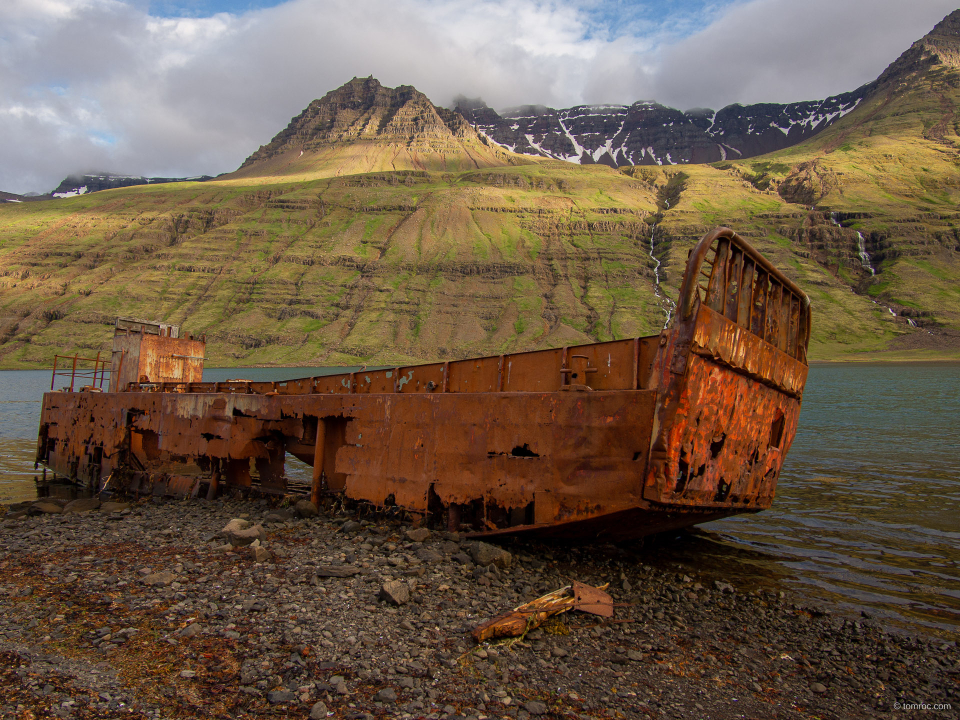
xmin=0 ymin=0 xmax=956 ymax=194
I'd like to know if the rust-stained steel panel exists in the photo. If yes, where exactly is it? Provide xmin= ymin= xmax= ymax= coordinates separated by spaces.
xmin=447 ymin=356 xmax=500 ymax=393
xmin=110 ymin=330 xmax=205 ymax=392
xmin=36 ymin=227 xmax=811 ymax=541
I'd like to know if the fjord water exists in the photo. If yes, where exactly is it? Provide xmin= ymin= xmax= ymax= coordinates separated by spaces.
xmin=1 ymin=364 xmax=957 ymax=637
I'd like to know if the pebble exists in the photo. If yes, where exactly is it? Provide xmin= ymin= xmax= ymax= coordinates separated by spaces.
xmin=178 ymin=623 xmax=202 ymax=638
xmin=405 ymin=527 xmax=431 ymax=543
xmin=375 ymin=687 xmax=397 ymax=703
xmin=267 ymin=689 xmax=295 ymax=704
xmin=379 ymin=580 xmax=410 ymax=606
xmin=524 ymin=700 xmax=547 ymax=715
xmin=468 ymin=541 xmax=512 ymax=568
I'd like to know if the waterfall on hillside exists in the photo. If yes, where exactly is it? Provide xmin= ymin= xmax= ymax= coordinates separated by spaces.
xmin=856 ymin=231 xmax=876 ymax=276
xmin=648 ymin=224 xmax=675 ymax=328
xmin=830 ymin=213 xmax=877 ymax=276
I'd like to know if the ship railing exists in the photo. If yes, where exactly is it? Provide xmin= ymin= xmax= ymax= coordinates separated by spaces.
xmin=679 ymin=227 xmax=811 ymax=364
xmin=122 ymin=335 xmax=664 ymax=397
xmin=50 ymin=352 xmax=111 ymax=392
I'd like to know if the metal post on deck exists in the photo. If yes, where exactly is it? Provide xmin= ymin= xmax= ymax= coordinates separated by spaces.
xmin=94 ymin=351 xmax=102 ymax=389
xmin=311 ymin=419 xmax=327 ymax=508
xmin=70 ymin=354 xmax=78 ymax=392
xmin=51 ymin=355 xmax=59 ymax=390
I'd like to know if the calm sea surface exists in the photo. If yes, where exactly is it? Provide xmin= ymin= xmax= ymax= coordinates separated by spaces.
xmin=1 ymin=363 xmax=957 ymax=638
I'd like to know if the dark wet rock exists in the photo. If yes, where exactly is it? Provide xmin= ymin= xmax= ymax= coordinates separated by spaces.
xmin=341 ymin=520 xmax=362 ymax=534
xmin=294 ymin=499 xmax=318 ymax=518
xmin=310 ymin=701 xmax=329 ymax=718
xmin=415 ymin=547 xmax=443 ymax=564
xmin=523 ymin=700 xmax=547 ymax=715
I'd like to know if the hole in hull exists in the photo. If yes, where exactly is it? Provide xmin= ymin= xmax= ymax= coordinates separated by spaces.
xmin=770 ymin=412 xmax=785 ymax=448
xmin=710 ymin=433 xmax=726 ymax=458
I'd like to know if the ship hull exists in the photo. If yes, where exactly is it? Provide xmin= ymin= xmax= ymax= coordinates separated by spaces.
xmin=36 ymin=228 xmax=811 ymax=540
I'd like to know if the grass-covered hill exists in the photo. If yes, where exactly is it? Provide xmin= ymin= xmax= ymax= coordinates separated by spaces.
xmin=2 ymin=17 xmax=960 ymax=369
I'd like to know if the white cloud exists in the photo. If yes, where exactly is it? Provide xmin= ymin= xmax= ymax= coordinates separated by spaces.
xmin=0 ymin=0 xmax=957 ymax=193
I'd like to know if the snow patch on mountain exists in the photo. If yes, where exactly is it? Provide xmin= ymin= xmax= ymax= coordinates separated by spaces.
xmin=459 ymin=85 xmax=869 ymax=168
xmin=53 ymin=186 xmax=88 ymax=198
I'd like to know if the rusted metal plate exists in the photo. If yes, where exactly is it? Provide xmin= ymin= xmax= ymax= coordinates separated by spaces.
xmin=572 ymin=581 xmax=614 ymax=617
xmin=110 ymin=331 xmax=205 ymax=392
xmin=502 ymin=349 xmax=563 ymax=392
xmin=564 ymin=339 xmax=637 ymax=391
xmin=396 ymin=363 xmax=446 ymax=393
xmin=447 ymin=356 xmax=499 ymax=392
xmin=36 ymin=227 xmax=811 ymax=541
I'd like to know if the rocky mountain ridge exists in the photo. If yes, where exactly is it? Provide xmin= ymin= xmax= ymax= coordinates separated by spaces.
xmin=50 ymin=173 xmax=215 ymax=198
xmin=455 ymin=10 xmax=960 ymax=168
xmin=1 ymin=174 xmax=215 ymax=203
xmin=455 ymin=89 xmax=867 ymax=168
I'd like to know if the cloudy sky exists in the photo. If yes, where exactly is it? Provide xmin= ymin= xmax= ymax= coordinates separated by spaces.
xmin=1 ymin=0 xmax=956 ymax=194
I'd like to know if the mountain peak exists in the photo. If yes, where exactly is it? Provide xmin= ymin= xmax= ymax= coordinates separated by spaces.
xmin=874 ymin=10 xmax=960 ymax=88
xmin=234 ymin=78 xmax=515 ymax=178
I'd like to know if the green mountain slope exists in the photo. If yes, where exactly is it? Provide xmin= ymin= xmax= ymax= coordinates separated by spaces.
xmin=690 ymin=10 xmax=960 ymax=358
xmin=0 ymin=164 xmax=669 ymax=368
xmin=2 ymin=14 xmax=960 ymax=368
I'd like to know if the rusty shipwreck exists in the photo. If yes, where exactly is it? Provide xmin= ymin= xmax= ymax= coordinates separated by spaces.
xmin=35 ymin=228 xmax=810 ymax=540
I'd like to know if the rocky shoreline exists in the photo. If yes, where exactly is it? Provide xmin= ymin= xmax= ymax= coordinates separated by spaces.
xmin=0 ymin=497 xmax=955 ymax=719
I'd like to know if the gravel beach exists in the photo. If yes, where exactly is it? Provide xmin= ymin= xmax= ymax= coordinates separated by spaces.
xmin=0 ymin=497 xmax=955 ymax=720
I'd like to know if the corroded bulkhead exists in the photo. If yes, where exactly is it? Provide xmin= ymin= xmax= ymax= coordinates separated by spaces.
xmin=36 ymin=228 xmax=810 ymax=540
